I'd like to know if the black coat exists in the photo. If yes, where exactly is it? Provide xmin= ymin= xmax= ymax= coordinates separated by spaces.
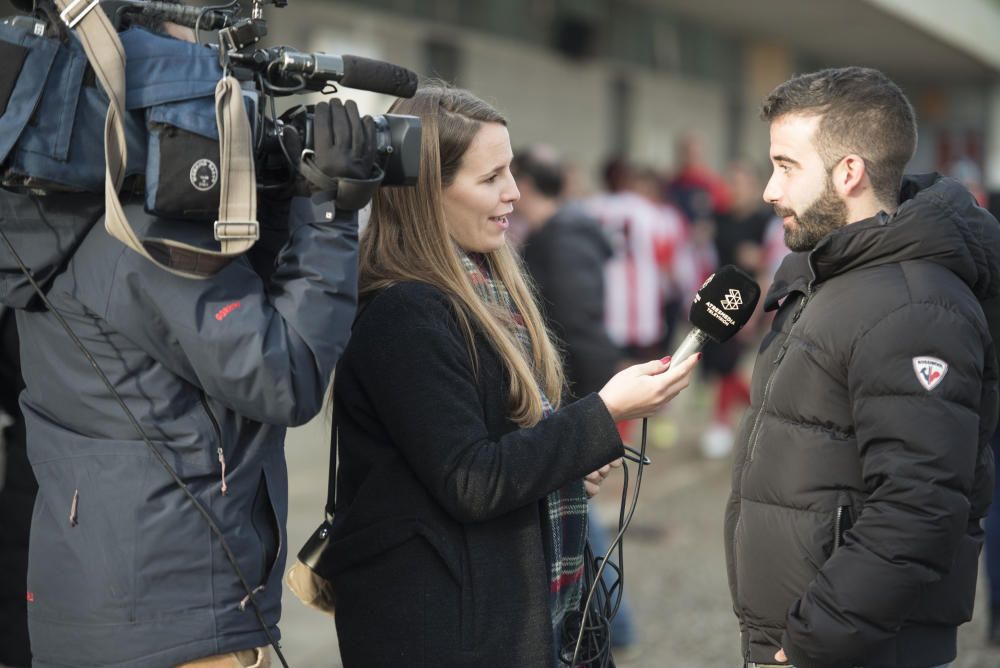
xmin=725 ymin=174 xmax=1000 ymax=668
xmin=329 ymin=281 xmax=624 ymax=667
xmin=521 ymin=205 xmax=620 ymax=399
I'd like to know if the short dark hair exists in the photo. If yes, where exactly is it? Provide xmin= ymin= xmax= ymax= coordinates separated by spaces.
xmin=762 ymin=66 xmax=917 ymax=206
xmin=511 ymin=149 xmax=565 ymax=198
xmin=601 ymin=156 xmax=632 ymax=193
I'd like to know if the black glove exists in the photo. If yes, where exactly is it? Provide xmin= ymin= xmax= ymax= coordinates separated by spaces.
xmin=313 ymin=99 xmax=375 ymax=180
xmin=298 ymin=99 xmax=384 ymax=210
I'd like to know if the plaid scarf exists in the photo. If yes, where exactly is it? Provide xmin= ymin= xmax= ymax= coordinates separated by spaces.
xmin=460 ymin=252 xmax=588 ymax=631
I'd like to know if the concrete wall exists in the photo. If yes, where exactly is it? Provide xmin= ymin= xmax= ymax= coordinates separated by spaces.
xmin=629 ymin=68 xmax=729 ymax=171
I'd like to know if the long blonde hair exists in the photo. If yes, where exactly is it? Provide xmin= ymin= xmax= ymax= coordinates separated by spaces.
xmin=360 ymin=84 xmax=564 ymax=426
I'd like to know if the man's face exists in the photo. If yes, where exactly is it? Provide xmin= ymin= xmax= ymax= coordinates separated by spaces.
xmin=763 ymin=114 xmax=848 ymax=252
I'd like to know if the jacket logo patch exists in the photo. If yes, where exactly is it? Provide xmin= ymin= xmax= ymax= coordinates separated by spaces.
xmin=26 ymin=591 xmax=34 ymax=602
xmin=912 ymin=356 xmax=948 ymax=391
xmin=215 ymin=301 xmax=241 ymax=321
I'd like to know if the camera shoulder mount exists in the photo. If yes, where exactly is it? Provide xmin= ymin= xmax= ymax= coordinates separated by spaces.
xmin=33 ymin=0 xmax=258 ymax=279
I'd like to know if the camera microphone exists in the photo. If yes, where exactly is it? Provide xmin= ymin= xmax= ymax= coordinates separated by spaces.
xmin=127 ymin=1 xmax=232 ymax=30
xmin=277 ymin=50 xmax=419 ymax=98
xmin=341 ymin=55 xmax=419 ymax=98
xmin=671 ymin=265 xmax=761 ymax=365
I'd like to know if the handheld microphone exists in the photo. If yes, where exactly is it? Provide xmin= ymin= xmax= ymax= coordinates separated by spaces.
xmin=671 ymin=265 xmax=761 ymax=365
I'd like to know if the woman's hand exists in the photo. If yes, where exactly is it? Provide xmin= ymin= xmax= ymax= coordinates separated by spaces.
xmin=597 ymin=354 xmax=701 ymax=422
xmin=583 ymin=458 xmax=623 ymax=498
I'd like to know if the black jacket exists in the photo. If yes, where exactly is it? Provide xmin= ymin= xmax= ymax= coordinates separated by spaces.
xmin=725 ymin=175 xmax=1000 ymax=668
xmin=329 ymin=281 xmax=624 ymax=667
xmin=521 ymin=205 xmax=620 ymax=398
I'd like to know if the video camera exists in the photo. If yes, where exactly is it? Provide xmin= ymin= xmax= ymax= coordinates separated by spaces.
xmin=106 ymin=0 xmax=422 ymax=189
xmin=0 ymin=0 xmax=421 ymax=279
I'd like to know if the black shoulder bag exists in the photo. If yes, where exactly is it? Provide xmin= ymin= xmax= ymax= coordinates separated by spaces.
xmin=283 ymin=296 xmax=377 ymax=615
xmin=283 ymin=413 xmax=339 ymax=615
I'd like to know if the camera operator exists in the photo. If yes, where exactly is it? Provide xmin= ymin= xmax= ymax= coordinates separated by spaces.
xmin=12 ymin=12 xmax=378 ymax=662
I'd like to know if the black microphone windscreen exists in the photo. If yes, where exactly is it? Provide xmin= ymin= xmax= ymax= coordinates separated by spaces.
xmin=688 ymin=265 xmax=761 ymax=342
xmin=340 ymin=55 xmax=419 ymax=98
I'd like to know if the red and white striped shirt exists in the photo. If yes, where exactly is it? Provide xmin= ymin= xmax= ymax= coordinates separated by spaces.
xmin=585 ymin=192 xmax=690 ymax=348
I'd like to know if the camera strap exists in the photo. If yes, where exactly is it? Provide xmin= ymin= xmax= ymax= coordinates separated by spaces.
xmin=298 ymin=156 xmax=384 ymax=212
xmin=325 ymin=412 xmax=338 ymax=518
xmin=52 ymin=0 xmax=258 ymax=279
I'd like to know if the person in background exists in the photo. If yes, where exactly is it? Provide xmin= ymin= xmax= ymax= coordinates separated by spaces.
xmin=699 ymin=161 xmax=772 ymax=458
xmin=669 ymin=132 xmax=733 ymax=228
xmin=586 ymin=159 xmax=696 ymax=451
xmin=630 ymin=167 xmax=705 ymax=354
xmin=667 ymin=132 xmax=731 ymax=297
xmin=587 ymin=158 xmax=677 ymax=363
xmin=516 ymin=146 xmax=621 ymax=401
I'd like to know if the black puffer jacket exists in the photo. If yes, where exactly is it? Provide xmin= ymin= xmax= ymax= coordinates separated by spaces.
xmin=725 ymin=174 xmax=1000 ymax=668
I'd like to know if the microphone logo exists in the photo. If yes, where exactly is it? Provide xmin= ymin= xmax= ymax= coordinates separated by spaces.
xmin=720 ymin=289 xmax=744 ymax=311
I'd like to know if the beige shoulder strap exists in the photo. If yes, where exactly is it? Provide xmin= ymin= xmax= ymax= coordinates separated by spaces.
xmin=55 ymin=0 xmax=258 ymax=279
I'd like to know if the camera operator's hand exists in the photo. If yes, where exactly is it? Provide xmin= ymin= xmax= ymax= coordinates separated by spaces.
xmin=313 ymin=99 xmax=376 ymax=181
xmin=297 ymin=99 xmax=383 ymax=210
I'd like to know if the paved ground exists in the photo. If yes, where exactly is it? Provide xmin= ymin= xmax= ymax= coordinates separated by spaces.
xmin=276 ymin=381 xmax=1000 ymax=667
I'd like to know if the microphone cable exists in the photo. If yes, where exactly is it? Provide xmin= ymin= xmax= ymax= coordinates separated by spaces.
xmin=560 ymin=417 xmax=653 ymax=667
xmin=0 ymin=228 xmax=291 ymax=668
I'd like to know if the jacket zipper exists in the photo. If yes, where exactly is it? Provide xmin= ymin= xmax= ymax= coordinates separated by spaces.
xmin=200 ymin=392 xmax=227 ymax=495
xmin=834 ymin=506 xmax=844 ymax=550
xmin=734 ymin=252 xmax=819 ymax=638
xmin=745 ymin=286 xmax=813 ymax=463
xmin=744 ymin=249 xmax=820 ymax=464
xmin=734 ymin=287 xmax=813 ymax=616
xmin=834 ymin=504 xmax=853 ymax=550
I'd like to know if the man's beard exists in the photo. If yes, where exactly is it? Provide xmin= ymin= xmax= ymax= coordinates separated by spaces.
xmin=774 ymin=176 xmax=848 ymax=252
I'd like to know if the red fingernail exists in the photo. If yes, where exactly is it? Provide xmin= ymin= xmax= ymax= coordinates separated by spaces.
xmin=696 ymin=353 xmax=703 ymax=361
xmin=661 ymin=356 xmax=672 ymax=364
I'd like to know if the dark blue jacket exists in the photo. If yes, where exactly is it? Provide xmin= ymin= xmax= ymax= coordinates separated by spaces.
xmin=17 ymin=195 xmax=357 ymax=667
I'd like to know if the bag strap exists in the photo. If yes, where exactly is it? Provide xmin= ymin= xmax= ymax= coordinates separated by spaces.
xmin=324 ymin=410 xmax=337 ymax=519
xmin=52 ymin=0 xmax=258 ymax=279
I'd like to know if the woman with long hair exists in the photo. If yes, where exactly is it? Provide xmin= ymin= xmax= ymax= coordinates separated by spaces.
xmin=327 ymin=84 xmax=699 ymax=667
